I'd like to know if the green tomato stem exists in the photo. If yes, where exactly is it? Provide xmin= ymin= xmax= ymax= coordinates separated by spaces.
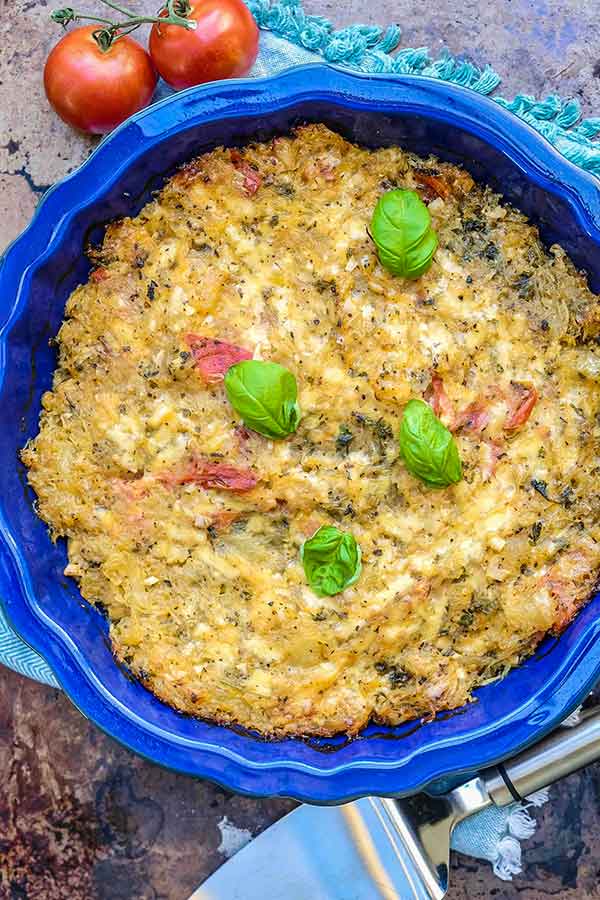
xmin=91 ymin=27 xmax=117 ymax=51
xmin=52 ymin=9 xmax=115 ymax=25
xmin=165 ymin=0 xmax=196 ymax=29
xmin=106 ymin=23 xmax=142 ymax=41
xmin=81 ymin=14 xmax=115 ymax=24
xmin=109 ymin=14 xmax=194 ymax=27
xmin=51 ymin=1 xmax=197 ymax=48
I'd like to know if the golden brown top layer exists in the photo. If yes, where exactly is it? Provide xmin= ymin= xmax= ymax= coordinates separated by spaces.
xmin=23 ymin=124 xmax=600 ymax=736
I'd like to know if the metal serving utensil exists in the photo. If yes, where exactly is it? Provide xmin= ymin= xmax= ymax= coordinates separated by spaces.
xmin=191 ymin=706 xmax=600 ymax=899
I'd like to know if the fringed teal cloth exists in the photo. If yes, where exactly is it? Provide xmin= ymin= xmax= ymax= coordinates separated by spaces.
xmin=248 ymin=0 xmax=600 ymax=176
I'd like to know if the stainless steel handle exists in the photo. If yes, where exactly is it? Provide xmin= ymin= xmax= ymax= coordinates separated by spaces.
xmin=483 ymin=707 xmax=600 ymax=806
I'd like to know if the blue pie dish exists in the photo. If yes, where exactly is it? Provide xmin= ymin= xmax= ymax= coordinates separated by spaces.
xmin=1 ymin=64 xmax=600 ymax=804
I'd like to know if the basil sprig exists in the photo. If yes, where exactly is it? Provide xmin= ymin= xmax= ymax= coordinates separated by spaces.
xmin=370 ymin=189 xmax=438 ymax=279
xmin=224 ymin=360 xmax=301 ymax=439
xmin=399 ymin=399 xmax=462 ymax=488
xmin=301 ymin=525 xmax=362 ymax=597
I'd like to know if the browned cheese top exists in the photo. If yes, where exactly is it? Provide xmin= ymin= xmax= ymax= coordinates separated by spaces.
xmin=23 ymin=125 xmax=600 ymax=736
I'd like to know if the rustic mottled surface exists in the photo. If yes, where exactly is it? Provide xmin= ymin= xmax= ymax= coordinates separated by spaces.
xmin=0 ymin=669 xmax=295 ymax=899
xmin=2 ymin=1 xmax=600 ymax=897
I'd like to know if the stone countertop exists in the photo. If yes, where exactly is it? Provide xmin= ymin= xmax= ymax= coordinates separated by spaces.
xmin=2 ymin=1 xmax=600 ymax=897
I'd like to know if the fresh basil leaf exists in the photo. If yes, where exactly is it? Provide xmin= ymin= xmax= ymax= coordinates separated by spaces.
xmin=399 ymin=399 xmax=462 ymax=488
xmin=370 ymin=189 xmax=438 ymax=279
xmin=301 ymin=525 xmax=362 ymax=597
xmin=224 ymin=360 xmax=301 ymax=439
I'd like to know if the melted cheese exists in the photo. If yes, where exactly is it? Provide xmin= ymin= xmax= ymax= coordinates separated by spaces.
xmin=22 ymin=125 xmax=600 ymax=737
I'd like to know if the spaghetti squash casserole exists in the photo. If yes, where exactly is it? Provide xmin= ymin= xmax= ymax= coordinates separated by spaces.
xmin=22 ymin=124 xmax=600 ymax=737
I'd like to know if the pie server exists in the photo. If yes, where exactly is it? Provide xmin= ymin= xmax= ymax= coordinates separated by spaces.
xmin=191 ymin=706 xmax=600 ymax=899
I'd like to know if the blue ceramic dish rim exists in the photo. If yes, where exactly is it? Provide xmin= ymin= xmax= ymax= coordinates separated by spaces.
xmin=2 ymin=64 xmax=600 ymax=803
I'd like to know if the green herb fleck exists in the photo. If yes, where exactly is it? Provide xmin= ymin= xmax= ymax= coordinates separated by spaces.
xmin=273 ymin=181 xmax=295 ymax=198
xmin=481 ymin=242 xmax=499 ymax=261
xmin=560 ymin=486 xmax=575 ymax=509
xmin=458 ymin=609 xmax=474 ymax=630
xmin=513 ymin=273 xmax=532 ymax=298
xmin=531 ymin=479 xmax=550 ymax=500
xmin=374 ymin=660 xmax=411 ymax=686
xmin=336 ymin=424 xmax=354 ymax=455
xmin=352 ymin=413 xmax=394 ymax=453
xmin=529 ymin=521 xmax=543 ymax=544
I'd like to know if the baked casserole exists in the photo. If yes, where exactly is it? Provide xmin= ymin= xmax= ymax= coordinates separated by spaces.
xmin=22 ymin=124 xmax=600 ymax=737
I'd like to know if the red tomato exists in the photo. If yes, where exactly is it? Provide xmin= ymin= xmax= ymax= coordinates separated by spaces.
xmin=426 ymin=374 xmax=455 ymax=429
xmin=454 ymin=401 xmax=489 ymax=435
xmin=44 ymin=26 xmax=157 ymax=134
xmin=159 ymin=458 xmax=258 ymax=492
xmin=230 ymin=149 xmax=263 ymax=195
xmin=504 ymin=384 xmax=538 ymax=431
xmin=185 ymin=334 xmax=252 ymax=382
xmin=192 ymin=461 xmax=258 ymax=492
xmin=149 ymin=0 xmax=259 ymax=90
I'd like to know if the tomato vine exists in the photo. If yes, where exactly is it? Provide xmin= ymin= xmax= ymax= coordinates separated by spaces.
xmin=51 ymin=0 xmax=196 ymax=51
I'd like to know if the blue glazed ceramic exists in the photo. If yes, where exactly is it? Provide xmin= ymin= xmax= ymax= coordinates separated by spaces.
xmin=1 ymin=65 xmax=600 ymax=804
